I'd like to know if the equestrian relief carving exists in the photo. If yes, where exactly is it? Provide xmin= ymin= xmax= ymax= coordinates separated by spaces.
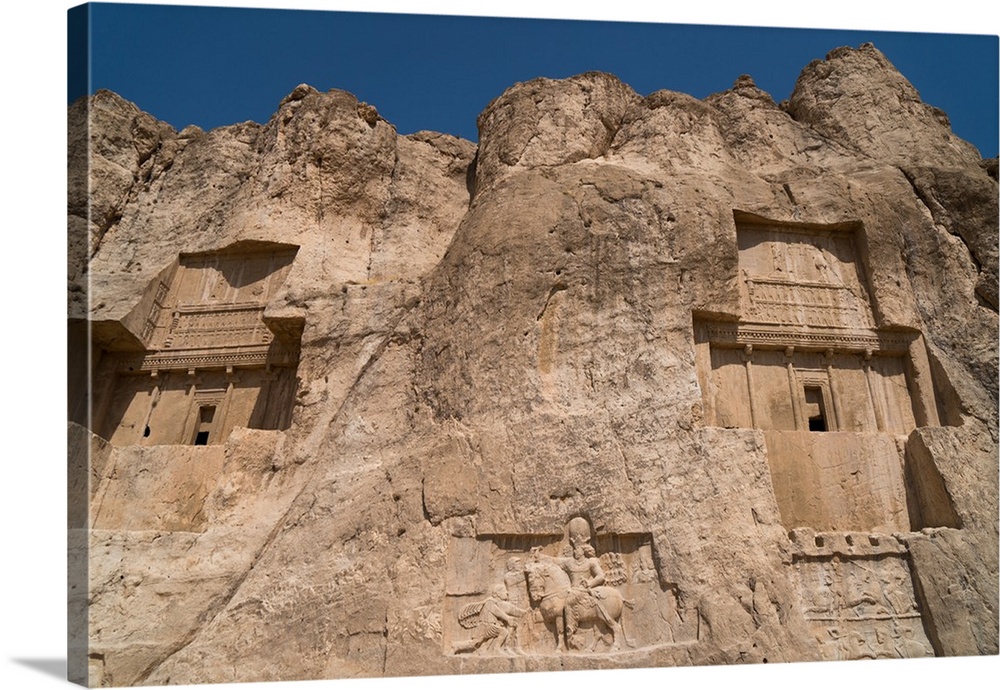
xmin=446 ymin=517 xmax=697 ymax=656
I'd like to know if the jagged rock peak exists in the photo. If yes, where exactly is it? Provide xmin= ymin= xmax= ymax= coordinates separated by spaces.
xmin=724 ymin=74 xmax=780 ymax=106
xmin=788 ymin=42 xmax=984 ymax=166
xmin=474 ymin=71 xmax=641 ymax=191
xmin=279 ymin=82 xmax=319 ymax=105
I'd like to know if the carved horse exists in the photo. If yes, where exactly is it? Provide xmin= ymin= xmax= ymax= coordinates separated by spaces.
xmin=523 ymin=558 xmax=634 ymax=652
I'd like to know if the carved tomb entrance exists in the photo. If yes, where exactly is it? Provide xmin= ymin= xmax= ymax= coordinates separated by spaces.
xmin=693 ymin=213 xmax=959 ymax=659
xmin=89 ymin=243 xmax=302 ymax=446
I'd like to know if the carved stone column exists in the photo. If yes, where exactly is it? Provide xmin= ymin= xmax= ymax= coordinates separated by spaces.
xmin=824 ymin=349 xmax=842 ymax=431
xmin=785 ymin=346 xmax=803 ymax=430
xmin=138 ymin=370 xmax=161 ymax=446
xmin=741 ymin=343 xmax=759 ymax=428
xmin=862 ymin=349 xmax=886 ymax=432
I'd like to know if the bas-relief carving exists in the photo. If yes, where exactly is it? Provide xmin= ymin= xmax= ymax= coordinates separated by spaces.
xmin=445 ymin=518 xmax=696 ymax=656
xmin=144 ymin=247 xmax=298 ymax=358
xmin=738 ymin=225 xmax=876 ymax=330
xmin=525 ymin=542 xmax=634 ymax=652
xmin=789 ymin=530 xmax=934 ymax=660
xmin=453 ymin=582 xmax=528 ymax=654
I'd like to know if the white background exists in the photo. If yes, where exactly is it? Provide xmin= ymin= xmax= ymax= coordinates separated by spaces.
xmin=1 ymin=2 xmax=997 ymax=689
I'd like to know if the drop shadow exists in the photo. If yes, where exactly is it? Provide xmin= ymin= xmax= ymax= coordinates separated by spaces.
xmin=11 ymin=657 xmax=66 ymax=680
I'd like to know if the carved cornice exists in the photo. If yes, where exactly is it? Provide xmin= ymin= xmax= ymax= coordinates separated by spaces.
xmin=703 ymin=322 xmax=915 ymax=355
xmin=113 ymin=344 xmax=298 ymax=373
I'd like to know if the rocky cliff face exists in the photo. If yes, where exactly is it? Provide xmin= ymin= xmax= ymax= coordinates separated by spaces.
xmin=69 ymin=43 xmax=997 ymax=686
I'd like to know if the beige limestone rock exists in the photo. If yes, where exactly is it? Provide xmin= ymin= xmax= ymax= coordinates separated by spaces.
xmin=70 ymin=43 xmax=997 ymax=686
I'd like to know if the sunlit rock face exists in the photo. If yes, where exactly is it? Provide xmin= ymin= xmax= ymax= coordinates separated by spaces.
xmin=69 ymin=43 xmax=997 ymax=687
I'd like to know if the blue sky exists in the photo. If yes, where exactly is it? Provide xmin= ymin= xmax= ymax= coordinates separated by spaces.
xmin=72 ymin=2 xmax=999 ymax=157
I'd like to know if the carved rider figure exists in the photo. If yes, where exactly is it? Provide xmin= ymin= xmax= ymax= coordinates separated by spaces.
xmin=556 ymin=543 xmax=606 ymax=593
xmin=534 ymin=518 xmax=617 ymax=647
xmin=561 ymin=519 xmax=605 ymax=592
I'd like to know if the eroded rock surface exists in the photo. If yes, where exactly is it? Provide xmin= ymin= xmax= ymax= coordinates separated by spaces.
xmin=69 ymin=44 xmax=997 ymax=687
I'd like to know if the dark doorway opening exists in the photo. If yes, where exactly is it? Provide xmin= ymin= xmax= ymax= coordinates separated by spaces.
xmin=193 ymin=405 xmax=216 ymax=445
xmin=804 ymin=386 xmax=829 ymax=432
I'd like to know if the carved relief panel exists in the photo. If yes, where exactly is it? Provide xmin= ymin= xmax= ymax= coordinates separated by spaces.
xmin=443 ymin=518 xmax=697 ymax=656
xmin=737 ymin=223 xmax=875 ymax=330
xmin=790 ymin=530 xmax=934 ymax=660
xmin=147 ymin=247 xmax=297 ymax=353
